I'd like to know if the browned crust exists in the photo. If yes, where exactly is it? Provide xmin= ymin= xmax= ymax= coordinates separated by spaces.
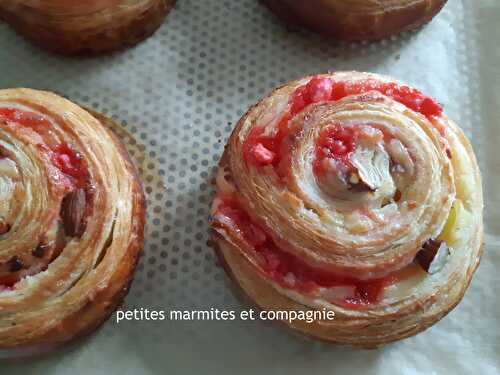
xmin=0 ymin=0 xmax=176 ymax=55
xmin=0 ymin=110 xmax=146 ymax=359
xmin=260 ymin=0 xmax=447 ymax=41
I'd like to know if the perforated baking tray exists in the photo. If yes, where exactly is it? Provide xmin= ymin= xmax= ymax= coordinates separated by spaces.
xmin=1 ymin=0 xmax=499 ymax=374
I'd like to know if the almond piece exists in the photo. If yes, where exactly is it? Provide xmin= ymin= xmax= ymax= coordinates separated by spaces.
xmin=350 ymin=146 xmax=393 ymax=192
xmin=0 ymin=158 xmax=19 ymax=179
xmin=0 ymin=221 xmax=10 ymax=235
xmin=7 ymin=256 xmax=23 ymax=272
xmin=416 ymin=239 xmax=450 ymax=274
xmin=61 ymin=188 xmax=86 ymax=237
xmin=32 ymin=243 xmax=51 ymax=258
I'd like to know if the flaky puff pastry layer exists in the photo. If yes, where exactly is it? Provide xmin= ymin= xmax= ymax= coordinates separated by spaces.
xmin=210 ymin=72 xmax=483 ymax=347
xmin=260 ymin=0 xmax=447 ymax=41
xmin=0 ymin=0 xmax=176 ymax=55
xmin=0 ymin=89 xmax=145 ymax=358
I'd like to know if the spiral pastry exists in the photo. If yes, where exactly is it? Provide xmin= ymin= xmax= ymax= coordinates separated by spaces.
xmin=0 ymin=89 xmax=145 ymax=358
xmin=210 ymin=72 xmax=483 ymax=346
xmin=260 ymin=0 xmax=447 ymax=41
xmin=0 ymin=0 xmax=176 ymax=55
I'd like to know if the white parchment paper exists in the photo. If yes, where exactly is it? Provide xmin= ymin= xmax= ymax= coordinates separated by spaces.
xmin=0 ymin=0 xmax=499 ymax=374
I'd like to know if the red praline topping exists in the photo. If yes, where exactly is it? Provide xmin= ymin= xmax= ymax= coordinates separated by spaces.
xmin=51 ymin=144 xmax=88 ymax=187
xmin=251 ymin=143 xmax=275 ymax=165
xmin=291 ymin=76 xmax=333 ymax=115
xmin=244 ymin=76 xmax=442 ymax=170
xmin=216 ymin=198 xmax=391 ymax=307
xmin=0 ymin=108 xmax=89 ymax=187
xmin=313 ymin=125 xmax=356 ymax=177
xmin=0 ymin=108 xmax=51 ymax=128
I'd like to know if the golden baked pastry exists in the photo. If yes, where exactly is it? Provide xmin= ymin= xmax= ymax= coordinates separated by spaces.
xmin=0 ymin=0 xmax=176 ymax=55
xmin=260 ymin=0 xmax=447 ymax=41
xmin=0 ymin=89 xmax=145 ymax=358
xmin=210 ymin=72 xmax=483 ymax=347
